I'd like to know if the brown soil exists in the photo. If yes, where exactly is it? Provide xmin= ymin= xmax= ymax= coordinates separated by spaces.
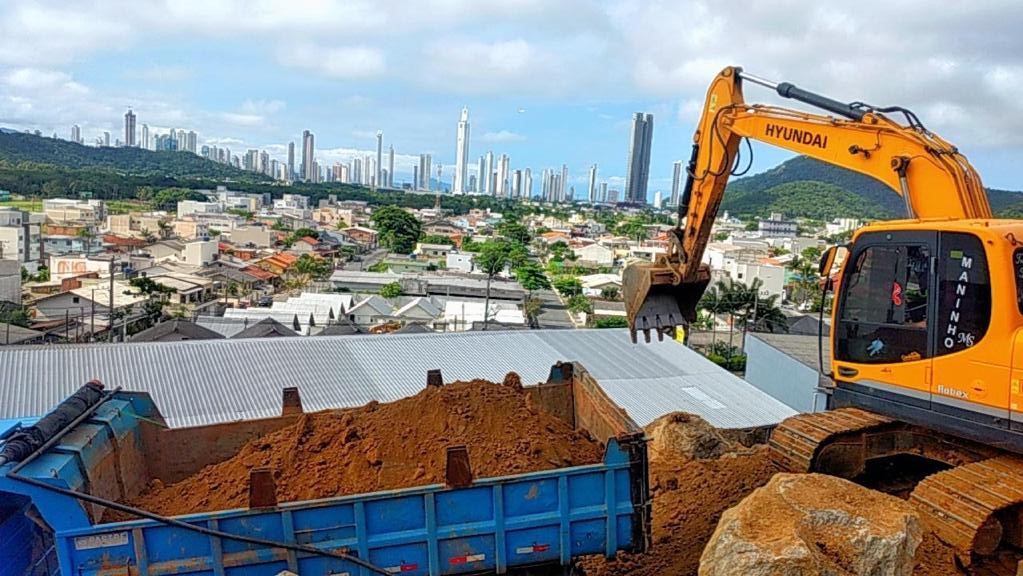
xmin=578 ymin=414 xmax=778 ymax=576
xmin=578 ymin=411 xmax=969 ymax=576
xmin=124 ymin=378 xmax=603 ymax=517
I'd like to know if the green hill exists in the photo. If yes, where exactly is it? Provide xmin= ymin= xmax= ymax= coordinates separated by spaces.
xmin=722 ymin=155 xmax=1023 ymax=220
xmin=0 ymin=131 xmax=258 ymax=180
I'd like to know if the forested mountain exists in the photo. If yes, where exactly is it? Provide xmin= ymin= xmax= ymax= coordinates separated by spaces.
xmin=0 ymin=131 xmax=258 ymax=180
xmin=722 ymin=155 xmax=1023 ymax=219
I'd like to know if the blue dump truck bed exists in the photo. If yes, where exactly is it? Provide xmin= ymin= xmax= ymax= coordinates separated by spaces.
xmin=0 ymin=363 xmax=649 ymax=576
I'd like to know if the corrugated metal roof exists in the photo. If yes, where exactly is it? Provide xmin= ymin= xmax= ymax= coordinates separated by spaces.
xmin=0 ymin=329 xmax=795 ymax=429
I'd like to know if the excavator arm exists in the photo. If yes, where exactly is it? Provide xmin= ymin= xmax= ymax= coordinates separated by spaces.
xmin=623 ymin=66 xmax=988 ymax=343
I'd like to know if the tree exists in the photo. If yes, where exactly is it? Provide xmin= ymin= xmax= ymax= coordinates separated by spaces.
xmin=498 ymin=221 xmax=531 ymax=245
xmin=744 ymin=221 xmax=759 ymax=231
xmin=476 ymin=240 xmax=515 ymax=330
xmin=33 ymin=266 xmax=50 ymax=282
xmin=553 ymin=276 xmax=582 ymax=297
xmin=515 ymin=262 xmax=551 ymax=294
xmin=523 ymin=296 xmax=544 ymax=328
xmin=787 ymin=254 xmax=819 ymax=306
xmin=371 ymin=206 xmax=422 ymax=254
xmin=76 ymin=228 xmax=96 ymax=253
xmin=367 ymin=261 xmax=389 ymax=273
xmin=548 ymin=241 xmax=571 ymax=262
xmin=599 ymin=286 xmax=620 ymax=301
xmin=291 ymin=227 xmax=318 ymax=240
xmin=379 ymin=281 xmax=402 ymax=298
xmin=567 ymin=295 xmax=593 ymax=315
xmin=593 ymin=316 xmax=628 ymax=329
xmin=419 ymin=233 xmax=454 ymax=246
xmin=713 ymin=231 xmax=730 ymax=242
xmin=293 ymin=254 xmax=331 ymax=280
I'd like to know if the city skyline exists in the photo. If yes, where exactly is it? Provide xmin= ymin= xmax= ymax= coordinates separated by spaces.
xmin=5 ymin=2 xmax=1023 ymax=194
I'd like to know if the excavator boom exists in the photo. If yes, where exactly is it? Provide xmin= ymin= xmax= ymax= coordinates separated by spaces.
xmin=623 ymin=66 xmax=988 ymax=342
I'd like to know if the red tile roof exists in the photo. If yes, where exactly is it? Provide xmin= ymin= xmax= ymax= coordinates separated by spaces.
xmin=300 ymin=236 xmax=320 ymax=246
xmin=241 ymin=266 xmax=276 ymax=280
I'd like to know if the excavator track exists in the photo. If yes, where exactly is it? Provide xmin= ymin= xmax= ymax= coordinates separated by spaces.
xmin=770 ymin=409 xmax=1023 ymax=565
xmin=768 ymin=407 xmax=895 ymax=472
xmin=911 ymin=455 xmax=1023 ymax=563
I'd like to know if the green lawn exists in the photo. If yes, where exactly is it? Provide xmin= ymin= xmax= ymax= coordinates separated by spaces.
xmin=0 ymin=198 xmax=152 ymax=214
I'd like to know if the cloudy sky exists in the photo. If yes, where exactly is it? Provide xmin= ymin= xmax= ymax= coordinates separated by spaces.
xmin=3 ymin=0 xmax=1023 ymax=197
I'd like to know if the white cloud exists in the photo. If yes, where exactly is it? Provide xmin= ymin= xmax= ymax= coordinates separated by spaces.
xmin=481 ymin=130 xmax=526 ymax=143
xmin=276 ymin=44 xmax=385 ymax=79
xmin=124 ymin=65 xmax=193 ymax=83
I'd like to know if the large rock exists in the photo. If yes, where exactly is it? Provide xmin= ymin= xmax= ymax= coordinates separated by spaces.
xmin=645 ymin=412 xmax=733 ymax=460
xmin=699 ymin=473 xmax=921 ymax=576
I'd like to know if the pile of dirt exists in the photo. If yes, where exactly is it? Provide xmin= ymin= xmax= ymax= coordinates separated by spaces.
xmin=127 ymin=377 xmax=603 ymax=516
xmin=578 ymin=415 xmax=778 ymax=576
xmin=645 ymin=412 xmax=733 ymax=460
xmin=577 ymin=412 xmax=963 ymax=576
xmin=700 ymin=473 xmax=922 ymax=576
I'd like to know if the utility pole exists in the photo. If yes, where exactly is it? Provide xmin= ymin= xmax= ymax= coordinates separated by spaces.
xmin=108 ymin=257 xmax=115 ymax=342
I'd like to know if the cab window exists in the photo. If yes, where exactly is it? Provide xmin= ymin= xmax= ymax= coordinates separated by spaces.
xmin=935 ymin=233 xmax=990 ymax=355
xmin=835 ymin=244 xmax=930 ymax=364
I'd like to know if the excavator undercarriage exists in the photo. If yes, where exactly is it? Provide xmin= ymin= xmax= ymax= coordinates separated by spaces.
xmin=771 ymin=408 xmax=1023 ymax=567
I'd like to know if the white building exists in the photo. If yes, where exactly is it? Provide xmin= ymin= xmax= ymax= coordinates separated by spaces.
xmin=182 ymin=240 xmax=218 ymax=266
xmin=572 ymin=243 xmax=614 ymax=266
xmin=446 ymin=252 xmax=475 ymax=273
xmin=453 ymin=107 xmax=470 ymax=194
xmin=757 ymin=213 xmax=798 ymax=238
xmin=0 ymin=207 xmax=41 ymax=272
xmin=579 ymin=273 xmax=622 ymax=297
xmin=0 ymin=259 xmax=20 ymax=304
xmin=177 ymin=200 xmax=222 ymax=219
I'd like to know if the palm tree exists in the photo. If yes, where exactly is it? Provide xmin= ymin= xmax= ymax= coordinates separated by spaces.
xmin=698 ymin=284 xmax=725 ymax=348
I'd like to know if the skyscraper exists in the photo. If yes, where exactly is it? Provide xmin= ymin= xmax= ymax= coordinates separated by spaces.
xmin=670 ymin=160 xmax=683 ymax=207
xmin=141 ymin=124 xmax=149 ymax=150
xmin=375 ymin=131 xmax=383 ymax=188
xmin=483 ymin=151 xmax=494 ymax=195
xmin=523 ymin=168 xmax=532 ymax=199
xmin=103 ymin=131 xmax=110 ymax=147
xmin=587 ymin=164 xmax=598 ymax=203
xmin=453 ymin=107 xmax=470 ymax=195
xmin=287 ymin=142 xmax=295 ymax=182
xmin=388 ymin=145 xmax=394 ymax=188
xmin=302 ymin=130 xmax=315 ymax=182
xmin=186 ymin=131 xmax=197 ymax=153
xmin=418 ymin=154 xmax=432 ymax=191
xmin=70 ymin=125 xmax=81 ymax=144
xmin=625 ymin=113 xmax=654 ymax=204
xmin=476 ymin=155 xmax=486 ymax=193
xmin=560 ymin=164 xmax=569 ymax=202
xmin=512 ymin=170 xmax=522 ymax=198
xmin=124 ymin=108 xmax=136 ymax=147
xmin=496 ymin=154 xmax=510 ymax=197
xmin=654 ymin=191 xmax=663 ymax=209
xmin=600 ymin=182 xmax=608 ymax=203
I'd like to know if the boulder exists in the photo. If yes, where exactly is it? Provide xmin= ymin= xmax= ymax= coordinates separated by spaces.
xmin=699 ymin=473 xmax=921 ymax=576
xmin=645 ymin=412 xmax=732 ymax=460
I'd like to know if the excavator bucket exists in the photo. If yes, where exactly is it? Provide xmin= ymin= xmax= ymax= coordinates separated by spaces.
xmin=623 ymin=261 xmax=710 ymax=343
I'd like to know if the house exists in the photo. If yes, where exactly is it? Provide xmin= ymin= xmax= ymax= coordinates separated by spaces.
xmin=288 ymin=236 xmax=321 ymax=255
xmin=130 ymin=319 xmax=225 ymax=343
xmin=579 ymin=273 xmax=622 ymax=297
xmin=540 ymin=230 xmax=571 ymax=244
xmin=257 ymin=252 xmax=298 ymax=275
xmin=31 ymin=279 xmax=148 ymax=337
xmin=422 ymin=219 xmax=463 ymax=237
xmin=446 ymin=251 xmax=475 ymax=273
xmin=347 ymin=295 xmax=394 ymax=327
xmin=414 ymin=243 xmax=454 ymax=259
xmin=440 ymin=300 xmax=524 ymax=332
xmin=148 ymin=274 xmax=217 ymax=313
xmin=147 ymin=240 xmax=187 ymax=262
xmin=329 ymin=270 xmax=400 ymax=293
xmin=572 ymin=243 xmax=614 ymax=266
xmin=232 ymin=317 xmax=299 ymax=339
xmin=173 ymin=217 xmax=209 ymax=240
xmin=628 ymin=246 xmax=666 ymax=261
xmin=181 ymin=239 xmax=218 ymax=266
xmin=229 ymin=225 xmax=275 ymax=248
xmin=393 ymin=297 xmax=442 ymax=326
xmin=339 ymin=226 xmax=379 ymax=248
xmin=0 ymin=323 xmax=46 ymax=346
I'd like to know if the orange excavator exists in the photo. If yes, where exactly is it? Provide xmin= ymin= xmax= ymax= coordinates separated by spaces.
xmin=623 ymin=66 xmax=1023 ymax=566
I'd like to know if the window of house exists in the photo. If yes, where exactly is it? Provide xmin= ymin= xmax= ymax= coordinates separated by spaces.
xmin=72 ymin=296 xmax=80 ymax=304
xmin=835 ymin=243 xmax=930 ymax=364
